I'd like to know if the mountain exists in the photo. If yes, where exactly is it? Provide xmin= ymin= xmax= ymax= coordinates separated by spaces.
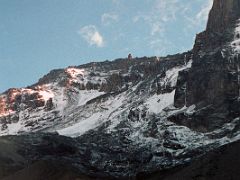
xmin=0 ymin=0 xmax=240 ymax=179
xmin=0 ymin=54 xmax=191 ymax=136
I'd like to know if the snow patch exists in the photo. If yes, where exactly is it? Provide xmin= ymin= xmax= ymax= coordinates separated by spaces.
xmin=57 ymin=93 xmax=126 ymax=137
xmin=185 ymin=105 xmax=196 ymax=115
xmin=164 ymin=60 xmax=192 ymax=87
xmin=145 ymin=90 xmax=175 ymax=114
xmin=231 ymin=19 xmax=240 ymax=53
xmin=78 ymin=90 xmax=105 ymax=106
xmin=5 ymin=121 xmax=23 ymax=135
xmin=53 ymin=87 xmax=67 ymax=116
xmin=57 ymin=112 xmax=102 ymax=137
xmin=65 ymin=68 xmax=85 ymax=78
xmin=38 ymin=90 xmax=54 ymax=101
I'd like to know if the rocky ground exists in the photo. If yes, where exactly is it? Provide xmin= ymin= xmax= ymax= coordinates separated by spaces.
xmin=142 ymin=139 xmax=240 ymax=180
xmin=1 ymin=134 xmax=240 ymax=180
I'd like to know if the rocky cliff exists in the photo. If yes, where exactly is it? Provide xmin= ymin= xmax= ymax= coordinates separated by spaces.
xmin=174 ymin=0 xmax=240 ymax=132
xmin=141 ymin=139 xmax=240 ymax=180
xmin=193 ymin=0 xmax=240 ymax=54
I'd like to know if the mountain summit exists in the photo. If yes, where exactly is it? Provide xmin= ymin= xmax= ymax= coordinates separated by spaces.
xmin=0 ymin=0 xmax=240 ymax=179
xmin=207 ymin=0 xmax=240 ymax=32
xmin=174 ymin=0 xmax=240 ymax=132
xmin=194 ymin=0 xmax=240 ymax=53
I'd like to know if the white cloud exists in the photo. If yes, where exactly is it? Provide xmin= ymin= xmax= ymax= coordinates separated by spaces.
xmin=133 ymin=15 xmax=164 ymax=36
xmin=154 ymin=0 xmax=179 ymax=22
xmin=132 ymin=16 xmax=140 ymax=23
xmin=101 ymin=13 xmax=118 ymax=25
xmin=78 ymin=25 xmax=104 ymax=47
xmin=133 ymin=0 xmax=180 ymax=36
xmin=151 ymin=22 xmax=164 ymax=36
xmin=130 ymin=0 xmax=181 ymax=55
xmin=150 ymin=0 xmax=213 ymax=47
xmin=112 ymin=0 xmax=120 ymax=5
xmin=131 ymin=0 xmax=213 ymax=55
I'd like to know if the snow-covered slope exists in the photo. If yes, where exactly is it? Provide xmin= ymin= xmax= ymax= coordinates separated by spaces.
xmin=231 ymin=19 xmax=240 ymax=53
xmin=57 ymin=60 xmax=192 ymax=137
xmin=0 ymin=55 xmax=190 ymax=136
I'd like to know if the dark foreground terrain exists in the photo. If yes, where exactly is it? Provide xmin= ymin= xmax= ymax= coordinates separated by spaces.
xmin=0 ymin=134 xmax=240 ymax=180
xmin=142 ymin=140 xmax=240 ymax=180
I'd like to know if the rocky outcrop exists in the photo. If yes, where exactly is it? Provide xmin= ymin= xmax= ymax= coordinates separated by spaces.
xmin=2 ymin=161 xmax=93 ymax=180
xmin=174 ymin=0 xmax=240 ymax=132
xmin=141 ymin=139 xmax=240 ymax=180
xmin=0 ymin=134 xmax=95 ymax=180
xmin=207 ymin=0 xmax=240 ymax=33
xmin=193 ymin=0 xmax=240 ymax=54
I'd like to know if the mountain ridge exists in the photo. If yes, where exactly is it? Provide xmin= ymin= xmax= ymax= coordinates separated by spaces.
xmin=1 ymin=0 xmax=240 ymax=179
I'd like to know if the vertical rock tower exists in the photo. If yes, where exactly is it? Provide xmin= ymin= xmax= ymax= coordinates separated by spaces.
xmin=174 ymin=0 xmax=240 ymax=131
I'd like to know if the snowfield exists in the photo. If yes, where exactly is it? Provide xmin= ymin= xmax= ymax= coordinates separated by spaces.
xmin=231 ymin=19 xmax=240 ymax=53
xmin=57 ymin=61 xmax=192 ymax=137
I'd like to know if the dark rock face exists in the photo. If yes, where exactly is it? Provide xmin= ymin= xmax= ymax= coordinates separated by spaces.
xmin=207 ymin=0 xmax=240 ymax=33
xmin=0 ymin=134 xmax=96 ymax=180
xmin=33 ymin=69 xmax=67 ymax=87
xmin=174 ymin=69 xmax=189 ymax=108
xmin=0 ymin=133 xmax=189 ymax=179
xmin=174 ymin=0 xmax=240 ymax=132
xmin=2 ymin=161 xmax=93 ymax=180
xmin=193 ymin=0 xmax=240 ymax=54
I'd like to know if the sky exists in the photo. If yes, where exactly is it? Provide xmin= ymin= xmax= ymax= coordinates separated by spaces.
xmin=0 ymin=0 xmax=213 ymax=93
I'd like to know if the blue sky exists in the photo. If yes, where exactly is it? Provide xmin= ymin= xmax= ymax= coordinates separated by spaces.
xmin=0 ymin=0 xmax=213 ymax=93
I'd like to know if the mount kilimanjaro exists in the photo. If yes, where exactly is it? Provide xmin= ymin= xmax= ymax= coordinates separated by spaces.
xmin=1 ymin=0 xmax=240 ymax=179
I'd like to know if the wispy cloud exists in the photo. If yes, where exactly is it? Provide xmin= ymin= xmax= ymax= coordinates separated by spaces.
xmin=132 ymin=0 xmax=181 ymax=54
xmin=184 ymin=0 xmax=213 ymax=28
xmin=112 ymin=0 xmax=120 ymax=5
xmin=132 ymin=15 xmax=164 ymax=36
xmin=101 ymin=13 xmax=118 ymax=25
xmin=132 ymin=0 xmax=213 ymax=55
xmin=151 ymin=0 xmax=180 ymax=35
xmin=196 ymin=0 xmax=213 ymax=23
xmin=78 ymin=25 xmax=104 ymax=47
xmin=154 ymin=0 xmax=179 ymax=22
